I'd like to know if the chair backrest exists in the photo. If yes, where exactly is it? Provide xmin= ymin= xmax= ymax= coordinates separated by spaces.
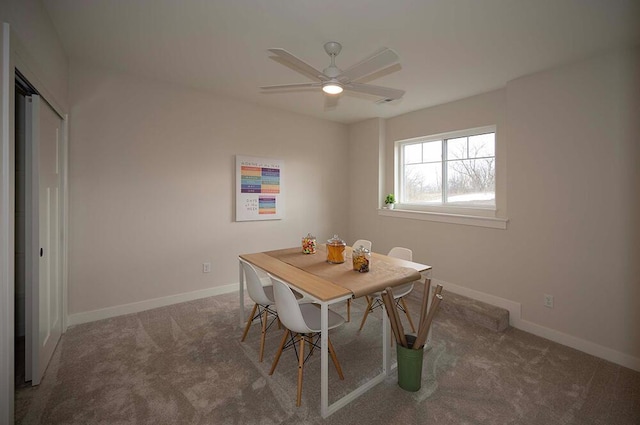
xmin=270 ymin=275 xmax=312 ymax=334
xmin=387 ymin=247 xmax=412 ymax=261
xmin=240 ymin=259 xmax=274 ymax=306
xmin=352 ymin=239 xmax=372 ymax=251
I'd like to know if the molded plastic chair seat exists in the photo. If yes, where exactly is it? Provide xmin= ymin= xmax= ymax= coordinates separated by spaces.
xmin=379 ymin=282 xmax=413 ymax=298
xmin=352 ymin=239 xmax=372 ymax=251
xmin=296 ymin=304 xmax=345 ymax=331
xmin=369 ymin=280 xmax=414 ymax=300
xmin=239 ymin=259 xmax=306 ymax=363
xmin=259 ymin=285 xmax=303 ymax=307
xmin=358 ymin=247 xmax=417 ymax=333
xmin=269 ymin=274 xmax=345 ymax=407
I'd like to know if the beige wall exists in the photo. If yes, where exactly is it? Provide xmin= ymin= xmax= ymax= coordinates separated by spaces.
xmin=68 ymin=60 xmax=349 ymax=314
xmin=0 ymin=0 xmax=69 ymax=109
xmin=348 ymin=118 xmax=385 ymax=246
xmin=505 ymin=47 xmax=639 ymax=359
xmin=348 ymin=47 xmax=640 ymax=365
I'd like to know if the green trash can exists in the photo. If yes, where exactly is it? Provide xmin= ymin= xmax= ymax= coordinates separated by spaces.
xmin=396 ymin=335 xmax=424 ymax=391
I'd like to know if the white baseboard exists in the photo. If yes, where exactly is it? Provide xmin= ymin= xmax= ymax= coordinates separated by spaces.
xmin=67 ymin=283 xmax=238 ymax=327
xmin=515 ymin=319 xmax=640 ymax=372
xmin=432 ymin=279 xmax=522 ymax=327
xmin=66 ymin=279 xmax=640 ymax=372
xmin=433 ymin=279 xmax=640 ymax=372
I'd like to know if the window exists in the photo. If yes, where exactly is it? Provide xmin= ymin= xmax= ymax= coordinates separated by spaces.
xmin=397 ymin=126 xmax=496 ymax=210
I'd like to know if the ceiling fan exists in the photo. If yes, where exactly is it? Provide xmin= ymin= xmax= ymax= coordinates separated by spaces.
xmin=261 ymin=41 xmax=405 ymax=103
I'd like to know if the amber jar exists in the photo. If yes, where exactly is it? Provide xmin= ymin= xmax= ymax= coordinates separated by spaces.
xmin=326 ymin=234 xmax=346 ymax=264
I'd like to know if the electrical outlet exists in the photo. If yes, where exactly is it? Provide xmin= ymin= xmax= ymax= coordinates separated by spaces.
xmin=203 ymin=262 xmax=211 ymax=273
xmin=544 ymin=294 xmax=554 ymax=308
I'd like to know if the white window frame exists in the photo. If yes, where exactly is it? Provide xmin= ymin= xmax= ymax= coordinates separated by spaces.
xmin=384 ymin=125 xmax=508 ymax=229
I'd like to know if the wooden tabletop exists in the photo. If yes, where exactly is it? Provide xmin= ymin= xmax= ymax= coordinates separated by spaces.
xmin=240 ymin=247 xmax=431 ymax=302
xmin=240 ymin=252 xmax=352 ymax=302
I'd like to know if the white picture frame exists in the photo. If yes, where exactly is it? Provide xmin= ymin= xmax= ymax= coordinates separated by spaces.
xmin=235 ymin=155 xmax=284 ymax=221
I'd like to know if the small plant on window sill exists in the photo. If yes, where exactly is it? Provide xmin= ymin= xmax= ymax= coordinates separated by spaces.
xmin=384 ymin=194 xmax=396 ymax=209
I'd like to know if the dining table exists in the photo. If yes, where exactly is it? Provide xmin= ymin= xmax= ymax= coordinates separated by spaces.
xmin=238 ymin=244 xmax=432 ymax=418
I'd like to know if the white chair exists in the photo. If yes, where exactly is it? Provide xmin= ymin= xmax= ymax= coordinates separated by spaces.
xmin=358 ymin=246 xmax=417 ymax=333
xmin=268 ymin=274 xmax=345 ymax=407
xmin=347 ymin=239 xmax=372 ymax=321
xmin=352 ymin=239 xmax=372 ymax=251
xmin=240 ymin=259 xmax=307 ymax=362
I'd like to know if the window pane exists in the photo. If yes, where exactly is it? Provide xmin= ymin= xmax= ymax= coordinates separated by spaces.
xmin=446 ymin=158 xmax=495 ymax=205
xmin=403 ymin=163 xmax=442 ymax=203
xmin=447 ymin=137 xmax=467 ymax=160
xmin=468 ymin=133 xmax=495 ymax=158
xmin=422 ymin=140 xmax=442 ymax=162
xmin=403 ymin=143 xmax=422 ymax=164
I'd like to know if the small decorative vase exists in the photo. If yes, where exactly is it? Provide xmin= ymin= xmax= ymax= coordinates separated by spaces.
xmin=387 ymin=203 xmax=395 ymax=210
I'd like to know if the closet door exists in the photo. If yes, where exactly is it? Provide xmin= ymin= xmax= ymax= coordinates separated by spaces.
xmin=26 ymin=95 xmax=63 ymax=385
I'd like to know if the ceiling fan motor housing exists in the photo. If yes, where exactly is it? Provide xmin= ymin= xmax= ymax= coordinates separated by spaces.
xmin=323 ymin=41 xmax=342 ymax=78
xmin=324 ymin=41 xmax=342 ymax=56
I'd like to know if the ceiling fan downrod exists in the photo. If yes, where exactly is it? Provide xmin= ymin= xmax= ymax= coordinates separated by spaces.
xmin=322 ymin=41 xmax=343 ymax=93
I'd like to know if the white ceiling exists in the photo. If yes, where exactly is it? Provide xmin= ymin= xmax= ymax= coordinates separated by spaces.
xmin=42 ymin=0 xmax=640 ymax=124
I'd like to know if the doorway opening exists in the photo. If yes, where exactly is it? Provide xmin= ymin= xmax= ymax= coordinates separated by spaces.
xmin=14 ymin=71 xmax=38 ymax=392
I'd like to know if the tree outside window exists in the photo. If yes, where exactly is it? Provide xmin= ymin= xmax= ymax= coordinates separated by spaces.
xmin=399 ymin=129 xmax=495 ymax=208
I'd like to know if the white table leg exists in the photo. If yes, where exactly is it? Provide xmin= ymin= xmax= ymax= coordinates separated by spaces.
xmin=320 ymin=302 xmax=329 ymax=418
xmin=323 ymin=296 xmax=389 ymax=417
xmin=422 ymin=269 xmax=434 ymax=348
xmin=239 ymin=260 xmax=245 ymax=327
xmin=382 ymin=303 xmax=391 ymax=374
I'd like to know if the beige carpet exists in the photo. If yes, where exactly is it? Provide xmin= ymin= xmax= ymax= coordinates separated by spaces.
xmin=15 ymin=292 xmax=640 ymax=424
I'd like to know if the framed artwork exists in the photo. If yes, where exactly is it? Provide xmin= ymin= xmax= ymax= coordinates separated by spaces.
xmin=235 ymin=155 xmax=284 ymax=221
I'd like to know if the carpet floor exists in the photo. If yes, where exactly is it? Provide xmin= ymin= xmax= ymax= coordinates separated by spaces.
xmin=15 ymin=292 xmax=640 ymax=424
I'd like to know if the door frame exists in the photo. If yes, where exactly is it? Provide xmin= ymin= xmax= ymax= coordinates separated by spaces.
xmin=0 ymin=22 xmax=69 ymax=424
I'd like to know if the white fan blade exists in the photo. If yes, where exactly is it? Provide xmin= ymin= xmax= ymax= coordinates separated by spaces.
xmin=261 ymin=82 xmax=321 ymax=90
xmin=341 ymin=48 xmax=399 ymax=82
xmin=268 ymin=48 xmax=328 ymax=81
xmin=346 ymin=82 xmax=405 ymax=100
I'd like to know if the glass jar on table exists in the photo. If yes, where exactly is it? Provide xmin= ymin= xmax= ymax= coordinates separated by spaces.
xmin=302 ymin=233 xmax=317 ymax=254
xmin=352 ymin=245 xmax=371 ymax=272
xmin=326 ymin=234 xmax=346 ymax=264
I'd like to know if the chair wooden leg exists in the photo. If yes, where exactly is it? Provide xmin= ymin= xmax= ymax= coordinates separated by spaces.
xmin=347 ymin=299 xmax=351 ymax=322
xmin=358 ymin=296 xmax=375 ymax=331
xmin=400 ymin=298 xmax=416 ymax=333
xmin=241 ymin=303 xmax=258 ymax=341
xmin=296 ymin=334 xmax=305 ymax=407
xmin=269 ymin=329 xmax=289 ymax=375
xmin=307 ymin=334 xmax=317 ymax=357
xmin=259 ymin=308 xmax=268 ymax=362
xmin=327 ymin=337 xmax=344 ymax=380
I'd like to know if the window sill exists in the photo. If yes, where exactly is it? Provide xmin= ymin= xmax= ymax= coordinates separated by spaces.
xmin=378 ymin=208 xmax=509 ymax=229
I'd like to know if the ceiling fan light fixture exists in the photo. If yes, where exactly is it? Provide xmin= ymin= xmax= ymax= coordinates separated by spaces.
xmin=322 ymin=82 xmax=343 ymax=94
xmin=264 ymin=42 xmax=404 ymax=104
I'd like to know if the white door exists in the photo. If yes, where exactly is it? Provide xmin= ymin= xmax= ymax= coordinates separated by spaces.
xmin=25 ymin=95 xmax=63 ymax=385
